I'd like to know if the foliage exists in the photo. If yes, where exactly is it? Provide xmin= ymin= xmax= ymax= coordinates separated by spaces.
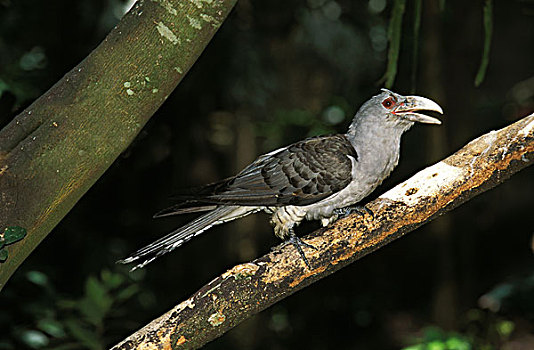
xmin=478 ymin=271 xmax=534 ymax=318
xmin=384 ymin=0 xmax=494 ymax=89
xmin=0 ymin=47 xmax=46 ymax=108
xmin=402 ymin=271 xmax=534 ymax=350
xmin=462 ymin=309 xmax=516 ymax=350
xmin=403 ymin=326 xmax=472 ymax=350
xmin=383 ymin=0 xmax=406 ymax=88
xmin=0 ymin=226 xmax=27 ymax=262
xmin=402 ymin=308 xmax=521 ymax=350
xmin=0 ymin=269 xmax=146 ymax=350
xmin=474 ymin=0 xmax=493 ymax=87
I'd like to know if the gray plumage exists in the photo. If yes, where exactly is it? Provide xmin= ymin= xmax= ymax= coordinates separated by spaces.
xmin=119 ymin=89 xmax=443 ymax=270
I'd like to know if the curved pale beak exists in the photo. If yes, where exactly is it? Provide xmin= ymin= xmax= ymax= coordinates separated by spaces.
xmin=393 ymin=96 xmax=443 ymax=125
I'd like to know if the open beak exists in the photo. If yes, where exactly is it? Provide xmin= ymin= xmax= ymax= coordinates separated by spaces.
xmin=393 ymin=96 xmax=443 ymax=125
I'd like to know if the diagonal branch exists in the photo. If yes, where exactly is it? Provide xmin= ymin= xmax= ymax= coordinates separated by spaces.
xmin=0 ymin=0 xmax=237 ymax=289
xmin=111 ymin=113 xmax=534 ymax=350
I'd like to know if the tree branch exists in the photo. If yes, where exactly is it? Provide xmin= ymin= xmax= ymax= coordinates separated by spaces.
xmin=0 ymin=0 xmax=237 ymax=289
xmin=110 ymin=113 xmax=534 ymax=350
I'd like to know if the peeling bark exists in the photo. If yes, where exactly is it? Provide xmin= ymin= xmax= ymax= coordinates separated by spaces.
xmin=0 ymin=0 xmax=237 ymax=289
xmin=110 ymin=113 xmax=534 ymax=350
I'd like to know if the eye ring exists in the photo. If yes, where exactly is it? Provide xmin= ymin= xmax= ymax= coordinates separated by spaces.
xmin=382 ymin=97 xmax=396 ymax=109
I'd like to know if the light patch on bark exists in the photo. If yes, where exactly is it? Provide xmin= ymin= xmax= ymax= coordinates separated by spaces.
xmin=518 ymin=117 xmax=534 ymax=137
xmin=189 ymin=0 xmax=213 ymax=9
xmin=380 ymin=162 xmax=463 ymax=207
xmin=467 ymin=130 xmax=498 ymax=175
xmin=175 ymin=297 xmax=195 ymax=313
xmin=208 ymin=311 xmax=226 ymax=326
xmin=151 ymin=0 xmax=178 ymax=15
xmin=187 ymin=14 xmax=202 ymax=29
xmin=156 ymin=22 xmax=180 ymax=45
xmin=222 ymin=263 xmax=260 ymax=279
xmin=200 ymin=13 xmax=218 ymax=26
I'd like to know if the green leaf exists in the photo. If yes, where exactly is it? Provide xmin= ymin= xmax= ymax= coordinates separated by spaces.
xmin=80 ymin=276 xmax=113 ymax=327
xmin=37 ymin=319 xmax=67 ymax=338
xmin=0 ymin=248 xmax=8 ymax=262
xmin=19 ymin=46 xmax=47 ymax=71
xmin=423 ymin=326 xmax=445 ymax=340
xmin=445 ymin=336 xmax=471 ymax=350
xmin=496 ymin=320 xmax=515 ymax=338
xmin=85 ymin=276 xmax=108 ymax=304
xmin=382 ymin=0 xmax=406 ymax=88
xmin=427 ymin=340 xmax=446 ymax=350
xmin=26 ymin=270 xmax=49 ymax=286
xmin=410 ymin=0 xmax=422 ymax=92
xmin=115 ymin=284 xmax=139 ymax=302
xmin=64 ymin=319 xmax=102 ymax=350
xmin=474 ymin=0 xmax=493 ymax=87
xmin=19 ymin=330 xmax=49 ymax=349
xmin=100 ymin=269 xmax=124 ymax=290
xmin=3 ymin=226 xmax=27 ymax=244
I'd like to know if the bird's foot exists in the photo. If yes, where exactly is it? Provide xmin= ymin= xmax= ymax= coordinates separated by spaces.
xmin=334 ymin=205 xmax=374 ymax=220
xmin=287 ymin=229 xmax=316 ymax=269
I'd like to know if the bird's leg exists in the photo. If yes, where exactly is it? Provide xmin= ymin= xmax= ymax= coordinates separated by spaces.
xmin=287 ymin=228 xmax=316 ymax=269
xmin=334 ymin=205 xmax=374 ymax=219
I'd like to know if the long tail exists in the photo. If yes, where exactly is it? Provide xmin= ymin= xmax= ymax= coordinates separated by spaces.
xmin=118 ymin=206 xmax=260 ymax=270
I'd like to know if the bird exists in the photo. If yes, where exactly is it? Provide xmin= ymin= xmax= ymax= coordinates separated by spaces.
xmin=119 ymin=89 xmax=443 ymax=270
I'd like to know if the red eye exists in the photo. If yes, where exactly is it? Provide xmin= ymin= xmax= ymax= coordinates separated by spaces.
xmin=382 ymin=97 xmax=396 ymax=109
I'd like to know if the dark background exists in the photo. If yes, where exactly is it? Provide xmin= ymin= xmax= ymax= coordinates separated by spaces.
xmin=1 ymin=0 xmax=533 ymax=349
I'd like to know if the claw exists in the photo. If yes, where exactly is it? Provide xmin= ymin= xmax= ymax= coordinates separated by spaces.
xmin=287 ymin=229 xmax=316 ymax=269
xmin=334 ymin=205 xmax=374 ymax=219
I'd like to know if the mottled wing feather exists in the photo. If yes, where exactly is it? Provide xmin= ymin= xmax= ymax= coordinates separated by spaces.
xmin=190 ymin=134 xmax=357 ymax=206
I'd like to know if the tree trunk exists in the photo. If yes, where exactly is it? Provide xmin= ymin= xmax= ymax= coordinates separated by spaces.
xmin=0 ymin=0 xmax=237 ymax=290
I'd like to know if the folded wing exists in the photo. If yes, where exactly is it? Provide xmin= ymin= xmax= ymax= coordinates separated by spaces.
xmin=157 ymin=134 xmax=357 ymax=217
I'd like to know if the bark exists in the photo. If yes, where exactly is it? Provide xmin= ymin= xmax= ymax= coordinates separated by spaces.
xmin=110 ymin=113 xmax=534 ymax=349
xmin=0 ymin=0 xmax=237 ymax=290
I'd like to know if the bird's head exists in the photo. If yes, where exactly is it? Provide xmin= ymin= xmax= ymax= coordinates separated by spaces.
xmin=349 ymin=89 xmax=443 ymax=134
